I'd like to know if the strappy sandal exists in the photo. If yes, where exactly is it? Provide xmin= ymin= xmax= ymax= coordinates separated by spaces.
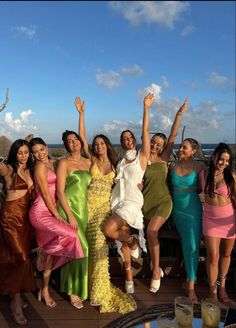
xmin=218 ymin=275 xmax=232 ymax=304
xmin=209 ymin=283 xmax=218 ymax=301
xmin=38 ymin=289 xmax=57 ymax=308
xmin=70 ymin=295 xmax=84 ymax=310
xmin=187 ymin=289 xmax=199 ymax=304
xmin=219 ymin=288 xmax=231 ymax=303
xmin=10 ymin=301 xmax=27 ymax=326
xmin=90 ymin=300 xmax=100 ymax=306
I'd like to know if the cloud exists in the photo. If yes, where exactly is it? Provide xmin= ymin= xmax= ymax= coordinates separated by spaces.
xmin=56 ymin=46 xmax=70 ymax=57
xmin=12 ymin=25 xmax=36 ymax=40
xmin=99 ymin=95 xmax=233 ymax=144
xmin=0 ymin=110 xmax=37 ymax=139
xmin=181 ymin=24 xmax=196 ymax=36
xmin=137 ymin=83 xmax=162 ymax=103
xmin=161 ymin=76 xmax=169 ymax=89
xmin=96 ymin=69 xmax=123 ymax=90
xmin=122 ymin=64 xmax=144 ymax=76
xmin=184 ymin=80 xmax=198 ymax=90
xmin=208 ymin=72 xmax=229 ymax=87
xmin=20 ymin=110 xmax=33 ymax=122
xmin=109 ymin=1 xmax=190 ymax=29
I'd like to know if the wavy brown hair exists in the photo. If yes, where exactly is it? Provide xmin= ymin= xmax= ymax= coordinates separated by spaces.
xmin=205 ymin=143 xmax=234 ymax=198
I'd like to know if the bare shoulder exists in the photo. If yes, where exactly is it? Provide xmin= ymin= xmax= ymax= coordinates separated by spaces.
xmin=58 ymin=158 xmax=68 ymax=168
xmin=168 ymin=160 xmax=178 ymax=171
xmin=83 ymin=156 xmax=92 ymax=169
xmin=196 ymin=160 xmax=207 ymax=173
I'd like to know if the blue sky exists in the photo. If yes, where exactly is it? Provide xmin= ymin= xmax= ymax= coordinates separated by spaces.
xmin=0 ymin=1 xmax=235 ymax=144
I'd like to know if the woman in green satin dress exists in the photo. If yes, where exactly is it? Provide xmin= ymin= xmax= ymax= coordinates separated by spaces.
xmin=57 ymin=130 xmax=92 ymax=310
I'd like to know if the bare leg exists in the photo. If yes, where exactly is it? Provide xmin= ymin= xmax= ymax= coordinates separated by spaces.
xmin=121 ymin=242 xmax=132 ymax=281
xmin=147 ymin=215 xmax=166 ymax=280
xmin=187 ymin=280 xmax=199 ymax=304
xmin=218 ymin=238 xmax=235 ymax=302
xmin=10 ymin=293 xmax=27 ymax=325
xmin=204 ymin=236 xmax=221 ymax=299
xmin=103 ymin=213 xmax=133 ymax=243
xmin=38 ymin=256 xmax=56 ymax=307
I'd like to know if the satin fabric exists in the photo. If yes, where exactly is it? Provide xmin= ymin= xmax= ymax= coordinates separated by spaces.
xmin=171 ymin=170 xmax=202 ymax=281
xmin=0 ymin=175 xmax=35 ymax=295
xmin=58 ymin=170 xmax=92 ymax=300
xmin=29 ymin=170 xmax=84 ymax=271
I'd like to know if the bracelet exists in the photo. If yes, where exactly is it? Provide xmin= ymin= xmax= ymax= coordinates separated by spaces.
xmin=177 ymin=113 xmax=182 ymax=116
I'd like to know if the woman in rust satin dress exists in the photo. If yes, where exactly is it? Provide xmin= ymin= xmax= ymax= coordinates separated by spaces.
xmin=0 ymin=139 xmax=35 ymax=326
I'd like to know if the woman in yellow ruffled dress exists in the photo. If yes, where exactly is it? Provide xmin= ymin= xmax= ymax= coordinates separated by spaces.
xmin=75 ymin=96 xmax=136 ymax=314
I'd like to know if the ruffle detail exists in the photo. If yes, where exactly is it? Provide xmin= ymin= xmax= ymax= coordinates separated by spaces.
xmin=86 ymin=167 xmax=136 ymax=314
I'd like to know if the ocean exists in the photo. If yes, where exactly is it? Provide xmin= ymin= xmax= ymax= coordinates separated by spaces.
xmin=48 ymin=143 xmax=220 ymax=158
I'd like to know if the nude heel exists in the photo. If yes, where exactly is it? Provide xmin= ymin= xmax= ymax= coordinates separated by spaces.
xmin=38 ymin=289 xmax=57 ymax=308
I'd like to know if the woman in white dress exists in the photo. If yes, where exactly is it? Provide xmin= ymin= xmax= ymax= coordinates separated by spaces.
xmin=103 ymin=93 xmax=154 ymax=294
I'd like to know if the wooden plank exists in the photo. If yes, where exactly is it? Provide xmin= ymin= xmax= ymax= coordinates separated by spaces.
xmin=0 ymin=277 xmax=235 ymax=328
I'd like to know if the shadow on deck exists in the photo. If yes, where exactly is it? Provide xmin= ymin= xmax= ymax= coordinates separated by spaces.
xmin=0 ymin=271 xmax=235 ymax=328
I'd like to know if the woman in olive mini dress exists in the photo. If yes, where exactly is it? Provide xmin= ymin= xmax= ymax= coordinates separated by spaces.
xmin=142 ymin=98 xmax=189 ymax=293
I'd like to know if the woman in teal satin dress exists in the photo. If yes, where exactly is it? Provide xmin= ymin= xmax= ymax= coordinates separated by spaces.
xmin=169 ymin=138 xmax=206 ymax=303
xmin=57 ymin=130 xmax=92 ymax=310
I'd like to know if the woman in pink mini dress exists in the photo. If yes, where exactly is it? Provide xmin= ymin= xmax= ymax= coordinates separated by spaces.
xmin=200 ymin=143 xmax=235 ymax=303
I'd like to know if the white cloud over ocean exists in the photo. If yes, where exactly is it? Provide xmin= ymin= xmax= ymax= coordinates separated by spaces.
xmin=0 ymin=110 xmax=37 ymax=140
xmin=99 ymin=84 xmax=234 ymax=144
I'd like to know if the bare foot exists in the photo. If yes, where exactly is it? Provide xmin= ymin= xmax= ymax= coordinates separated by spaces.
xmin=187 ymin=289 xmax=199 ymax=304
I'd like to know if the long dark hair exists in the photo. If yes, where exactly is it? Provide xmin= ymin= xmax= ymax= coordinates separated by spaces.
xmin=30 ymin=137 xmax=47 ymax=148
xmin=29 ymin=137 xmax=51 ymax=160
xmin=205 ymin=143 xmax=234 ymax=197
xmin=62 ymin=130 xmax=84 ymax=153
xmin=92 ymin=134 xmax=117 ymax=168
xmin=120 ymin=129 xmax=137 ymax=150
xmin=5 ymin=139 xmax=34 ymax=188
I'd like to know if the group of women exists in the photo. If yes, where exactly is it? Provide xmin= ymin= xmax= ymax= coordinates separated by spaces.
xmin=0 ymin=93 xmax=235 ymax=326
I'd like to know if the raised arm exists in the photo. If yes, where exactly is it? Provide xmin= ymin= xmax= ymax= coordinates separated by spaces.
xmin=34 ymin=162 xmax=62 ymax=220
xmin=139 ymin=93 xmax=154 ymax=170
xmin=74 ymin=96 xmax=91 ymax=159
xmin=162 ymin=97 xmax=189 ymax=161
xmin=56 ymin=159 xmax=78 ymax=230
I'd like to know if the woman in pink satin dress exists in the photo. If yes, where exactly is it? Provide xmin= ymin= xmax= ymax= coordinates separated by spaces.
xmin=29 ymin=137 xmax=84 ymax=308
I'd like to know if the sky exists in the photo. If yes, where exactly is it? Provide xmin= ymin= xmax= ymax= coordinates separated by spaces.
xmin=0 ymin=1 xmax=235 ymax=145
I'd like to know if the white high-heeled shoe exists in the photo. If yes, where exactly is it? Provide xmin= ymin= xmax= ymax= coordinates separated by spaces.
xmin=149 ymin=268 xmax=164 ymax=293
xmin=125 ymin=266 xmax=134 ymax=294
xmin=125 ymin=280 xmax=134 ymax=294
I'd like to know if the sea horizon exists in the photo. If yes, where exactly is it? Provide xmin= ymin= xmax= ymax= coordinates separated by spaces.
xmin=48 ymin=143 xmax=236 ymax=157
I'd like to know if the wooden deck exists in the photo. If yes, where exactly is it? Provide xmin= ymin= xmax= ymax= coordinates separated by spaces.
xmin=0 ymin=273 xmax=235 ymax=328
